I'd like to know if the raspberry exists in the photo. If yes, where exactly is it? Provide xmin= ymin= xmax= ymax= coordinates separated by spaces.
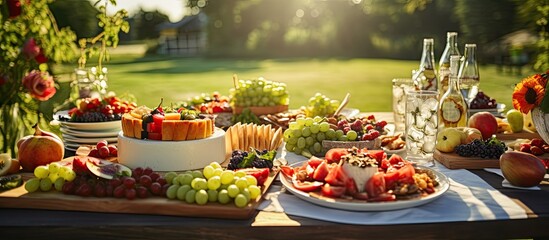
xmin=530 ymin=146 xmax=544 ymax=156
xmin=519 ymin=143 xmax=531 ymax=153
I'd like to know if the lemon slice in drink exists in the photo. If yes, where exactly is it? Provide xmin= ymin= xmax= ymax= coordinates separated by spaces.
xmin=130 ymin=106 xmax=151 ymax=119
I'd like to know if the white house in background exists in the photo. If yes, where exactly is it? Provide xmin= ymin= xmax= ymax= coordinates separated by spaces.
xmin=156 ymin=13 xmax=208 ymax=56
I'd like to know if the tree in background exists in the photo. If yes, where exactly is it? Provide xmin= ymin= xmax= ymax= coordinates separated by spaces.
xmin=517 ymin=0 xmax=549 ymax=71
xmin=49 ymin=0 xmax=99 ymax=39
xmin=132 ymin=9 xmax=169 ymax=40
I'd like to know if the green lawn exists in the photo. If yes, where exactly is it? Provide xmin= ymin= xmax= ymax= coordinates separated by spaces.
xmin=94 ymin=56 xmax=528 ymax=112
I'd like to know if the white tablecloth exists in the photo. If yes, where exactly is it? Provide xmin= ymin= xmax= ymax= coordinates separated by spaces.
xmin=257 ymin=148 xmax=527 ymax=225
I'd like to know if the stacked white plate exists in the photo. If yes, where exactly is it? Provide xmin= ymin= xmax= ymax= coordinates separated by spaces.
xmin=54 ymin=111 xmax=121 ymax=152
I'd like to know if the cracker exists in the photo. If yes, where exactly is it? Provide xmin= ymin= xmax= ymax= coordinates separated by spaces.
xmin=233 ymin=123 xmax=241 ymax=150
xmin=264 ymin=124 xmax=272 ymax=150
xmin=271 ymin=127 xmax=282 ymax=150
xmin=249 ymin=124 xmax=256 ymax=150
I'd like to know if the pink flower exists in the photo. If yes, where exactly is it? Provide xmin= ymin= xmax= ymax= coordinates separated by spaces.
xmin=22 ymin=38 xmax=41 ymax=59
xmin=22 ymin=70 xmax=56 ymax=101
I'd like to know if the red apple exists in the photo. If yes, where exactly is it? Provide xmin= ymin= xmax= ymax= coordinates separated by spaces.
xmin=468 ymin=112 xmax=498 ymax=139
xmin=500 ymin=151 xmax=546 ymax=187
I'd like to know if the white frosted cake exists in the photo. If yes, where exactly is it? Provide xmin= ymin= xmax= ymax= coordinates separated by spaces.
xmin=117 ymin=128 xmax=226 ymax=171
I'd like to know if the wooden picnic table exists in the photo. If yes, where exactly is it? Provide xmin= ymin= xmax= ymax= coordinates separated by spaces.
xmin=1 ymin=112 xmax=548 ymax=239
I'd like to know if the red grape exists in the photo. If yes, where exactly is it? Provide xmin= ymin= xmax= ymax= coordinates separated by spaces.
xmin=136 ymin=186 xmax=149 ymax=198
xmin=139 ymin=175 xmax=152 ymax=188
xmin=113 ymin=185 xmax=125 ymax=198
xmin=123 ymin=177 xmax=136 ymax=189
xmin=98 ymin=146 xmax=110 ymax=158
xmin=75 ymin=183 xmax=92 ymax=197
xmin=132 ymin=167 xmax=144 ymax=178
xmin=125 ymin=188 xmax=136 ymax=200
xmin=62 ymin=181 xmax=76 ymax=194
xmin=149 ymin=172 xmax=160 ymax=182
xmin=96 ymin=140 xmax=108 ymax=149
xmin=105 ymin=184 xmax=114 ymax=197
xmin=94 ymin=183 xmax=106 ymax=198
xmin=143 ymin=167 xmax=153 ymax=176
xmin=161 ymin=184 xmax=170 ymax=196
xmin=150 ymin=182 xmax=162 ymax=196
xmin=108 ymin=145 xmax=118 ymax=156
xmin=109 ymin=178 xmax=122 ymax=187
xmin=156 ymin=176 xmax=167 ymax=186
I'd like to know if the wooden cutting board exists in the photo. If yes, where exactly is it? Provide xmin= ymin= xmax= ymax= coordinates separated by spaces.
xmin=433 ymin=150 xmax=500 ymax=170
xmin=0 ymin=163 xmax=279 ymax=219
xmin=495 ymin=130 xmax=541 ymax=141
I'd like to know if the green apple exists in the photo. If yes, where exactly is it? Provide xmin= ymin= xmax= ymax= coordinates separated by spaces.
xmin=436 ymin=128 xmax=462 ymax=153
xmin=506 ymin=109 xmax=523 ymax=133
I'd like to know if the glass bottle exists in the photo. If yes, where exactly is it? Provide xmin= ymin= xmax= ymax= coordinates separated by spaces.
xmin=413 ymin=38 xmax=438 ymax=92
xmin=439 ymin=56 xmax=468 ymax=129
xmin=438 ymin=32 xmax=460 ymax=95
xmin=458 ymin=44 xmax=480 ymax=103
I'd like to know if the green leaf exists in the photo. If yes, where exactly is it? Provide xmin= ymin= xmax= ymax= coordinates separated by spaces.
xmin=238 ymin=152 xmax=256 ymax=168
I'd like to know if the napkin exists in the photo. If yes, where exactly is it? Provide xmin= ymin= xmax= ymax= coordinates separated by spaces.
xmin=261 ymin=149 xmax=527 ymax=225
xmin=484 ymin=168 xmax=542 ymax=190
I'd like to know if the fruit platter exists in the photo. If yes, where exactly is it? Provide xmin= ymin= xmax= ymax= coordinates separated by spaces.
xmin=279 ymin=147 xmax=449 ymax=211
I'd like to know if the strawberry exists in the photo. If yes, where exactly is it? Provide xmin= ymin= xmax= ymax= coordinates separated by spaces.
xmin=531 ymin=146 xmax=544 ymax=156
xmin=541 ymin=158 xmax=549 ymax=173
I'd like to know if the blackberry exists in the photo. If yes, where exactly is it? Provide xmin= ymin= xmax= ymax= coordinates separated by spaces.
xmin=71 ymin=111 xmax=118 ymax=122
xmin=454 ymin=136 xmax=506 ymax=159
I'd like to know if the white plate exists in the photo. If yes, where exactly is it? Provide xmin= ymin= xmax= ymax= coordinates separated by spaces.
xmin=280 ymin=162 xmax=449 ymax=211
xmin=382 ymin=147 xmax=406 ymax=155
xmin=63 ymin=135 xmax=118 ymax=144
xmin=54 ymin=110 xmax=121 ymax=131
xmin=60 ymin=127 xmax=120 ymax=137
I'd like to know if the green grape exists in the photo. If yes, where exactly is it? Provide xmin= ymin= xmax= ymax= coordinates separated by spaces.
xmin=191 ymin=170 xmax=204 ymax=179
xmin=164 ymin=172 xmax=177 ymax=184
xmin=301 ymin=127 xmax=311 ymax=137
xmin=316 ymin=132 xmax=326 ymax=142
xmin=57 ymin=166 xmax=68 ymax=179
xmin=319 ymin=122 xmax=330 ymax=132
xmin=335 ymin=130 xmax=344 ymax=138
xmin=178 ymin=173 xmax=193 ymax=186
xmin=313 ymin=142 xmax=322 ymax=153
xmin=288 ymin=137 xmax=298 ymax=145
xmin=39 ymin=178 xmax=52 ymax=192
xmin=48 ymin=173 xmax=59 ymax=183
xmin=235 ymin=177 xmax=248 ymax=190
xmin=347 ymin=130 xmax=358 ymax=141
xmin=248 ymin=185 xmax=261 ymax=199
xmin=54 ymin=177 xmax=65 ymax=191
xmin=244 ymin=175 xmax=257 ymax=186
xmin=166 ymin=185 xmax=179 ymax=199
xmin=195 ymin=190 xmax=209 ymax=205
xmin=207 ymin=176 xmax=221 ymax=190
xmin=191 ymin=178 xmax=208 ymax=190
xmin=297 ymin=137 xmax=306 ymax=149
xmin=34 ymin=166 xmax=49 ymax=179
xmin=288 ymin=122 xmax=299 ymax=130
xmin=235 ymin=170 xmax=246 ymax=178
xmin=62 ymin=168 xmax=76 ymax=182
xmin=326 ymin=129 xmax=336 ymax=139
xmin=185 ymin=189 xmax=197 ymax=204
xmin=304 ymin=118 xmax=314 ymax=127
xmin=304 ymin=136 xmax=313 ymax=147
xmin=218 ymin=189 xmax=231 ymax=204
xmin=291 ymin=129 xmax=302 ymax=138
xmin=285 ymin=143 xmax=296 ymax=152
xmin=313 ymin=116 xmax=323 ymax=123
xmin=234 ymin=194 xmax=249 ymax=208
xmin=227 ymin=184 xmax=240 ymax=198
xmin=48 ymin=162 xmax=60 ymax=174
xmin=220 ymin=170 xmax=235 ymax=185
xmin=203 ymin=165 xmax=215 ymax=179
xmin=240 ymin=188 xmax=251 ymax=200
xmin=310 ymin=123 xmax=320 ymax=133
xmin=283 ymin=129 xmax=292 ymax=140
xmin=25 ymin=178 xmax=40 ymax=193
xmin=293 ymin=147 xmax=303 ymax=155
xmin=212 ymin=168 xmax=223 ymax=177
xmin=296 ymin=118 xmax=306 ymax=127
xmin=207 ymin=189 xmax=218 ymax=202
xmin=338 ymin=135 xmax=348 ymax=141
xmin=177 ymin=185 xmax=192 ymax=200
xmin=209 ymin=162 xmax=222 ymax=169
xmin=301 ymin=149 xmax=313 ymax=158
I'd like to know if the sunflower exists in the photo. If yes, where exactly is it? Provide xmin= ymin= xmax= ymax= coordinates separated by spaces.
xmin=512 ymin=74 xmax=547 ymax=114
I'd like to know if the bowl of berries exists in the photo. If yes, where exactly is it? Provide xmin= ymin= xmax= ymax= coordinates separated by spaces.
xmin=321 ymin=115 xmax=387 ymax=152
